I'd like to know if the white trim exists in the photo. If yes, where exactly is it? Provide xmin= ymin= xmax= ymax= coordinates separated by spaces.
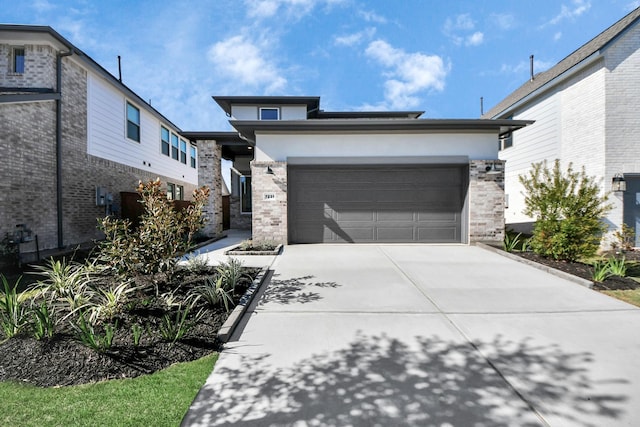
xmin=259 ymin=107 xmax=280 ymax=120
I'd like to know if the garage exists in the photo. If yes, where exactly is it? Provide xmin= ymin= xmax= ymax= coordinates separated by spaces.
xmin=288 ymin=164 xmax=468 ymax=243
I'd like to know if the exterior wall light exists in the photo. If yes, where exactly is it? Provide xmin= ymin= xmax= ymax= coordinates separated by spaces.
xmin=612 ymin=173 xmax=626 ymax=192
xmin=485 ymin=162 xmax=501 ymax=175
xmin=266 ymin=166 xmax=275 ymax=175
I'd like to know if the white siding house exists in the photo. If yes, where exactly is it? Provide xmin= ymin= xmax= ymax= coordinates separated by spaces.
xmin=484 ymin=7 xmax=640 ymax=246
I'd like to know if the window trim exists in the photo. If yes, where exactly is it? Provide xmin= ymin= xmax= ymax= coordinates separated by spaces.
xmin=12 ymin=47 xmax=25 ymax=74
xmin=259 ymin=107 xmax=280 ymax=120
xmin=176 ymin=185 xmax=184 ymax=201
xmin=161 ymin=126 xmax=170 ymax=156
xmin=126 ymin=101 xmax=141 ymax=142
xmin=171 ymin=133 xmax=179 ymax=160
xmin=179 ymin=139 xmax=187 ymax=164
xmin=167 ymin=182 xmax=175 ymax=200
xmin=190 ymin=145 xmax=197 ymax=168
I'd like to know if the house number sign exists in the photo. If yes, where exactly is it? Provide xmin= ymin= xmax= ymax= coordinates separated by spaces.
xmin=263 ymin=193 xmax=276 ymax=201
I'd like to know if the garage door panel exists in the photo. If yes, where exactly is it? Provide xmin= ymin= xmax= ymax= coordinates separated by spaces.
xmin=289 ymin=165 xmax=467 ymax=243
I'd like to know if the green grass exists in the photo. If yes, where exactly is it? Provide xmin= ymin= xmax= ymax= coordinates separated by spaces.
xmin=0 ymin=353 xmax=217 ymax=427
xmin=602 ymin=289 xmax=640 ymax=308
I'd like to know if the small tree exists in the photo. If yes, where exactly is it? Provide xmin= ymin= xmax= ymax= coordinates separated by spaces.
xmin=99 ymin=179 xmax=210 ymax=276
xmin=519 ymin=160 xmax=611 ymax=261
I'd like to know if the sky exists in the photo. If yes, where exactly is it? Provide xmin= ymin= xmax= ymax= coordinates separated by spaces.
xmin=2 ymin=0 xmax=640 ymax=132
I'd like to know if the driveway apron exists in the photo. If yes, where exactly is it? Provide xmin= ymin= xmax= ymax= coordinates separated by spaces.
xmin=182 ymin=245 xmax=640 ymax=427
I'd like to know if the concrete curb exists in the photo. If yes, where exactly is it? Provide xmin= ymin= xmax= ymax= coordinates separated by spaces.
xmin=475 ymin=242 xmax=594 ymax=289
xmin=225 ymin=244 xmax=283 ymax=256
xmin=217 ymin=266 xmax=270 ymax=342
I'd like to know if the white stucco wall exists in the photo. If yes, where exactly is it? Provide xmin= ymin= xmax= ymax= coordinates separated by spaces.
xmin=255 ymin=132 xmax=500 ymax=162
xmin=231 ymin=104 xmax=308 ymax=120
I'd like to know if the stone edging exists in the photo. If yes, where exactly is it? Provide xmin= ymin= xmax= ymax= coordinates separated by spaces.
xmin=224 ymin=244 xmax=283 ymax=256
xmin=475 ymin=242 xmax=594 ymax=289
xmin=217 ymin=266 xmax=270 ymax=342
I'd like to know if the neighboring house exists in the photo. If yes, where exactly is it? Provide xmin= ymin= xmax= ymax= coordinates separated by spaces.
xmin=0 ymin=25 xmax=198 ymax=255
xmin=188 ymin=96 xmax=531 ymax=245
xmin=483 ymin=7 xmax=640 ymax=246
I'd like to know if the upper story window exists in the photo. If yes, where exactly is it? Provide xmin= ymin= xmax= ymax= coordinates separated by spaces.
xmin=171 ymin=133 xmax=179 ymax=160
xmin=126 ymin=102 xmax=140 ymax=142
xmin=180 ymin=139 xmax=187 ymax=164
xmin=500 ymin=115 xmax=513 ymax=151
xmin=161 ymin=126 xmax=170 ymax=156
xmin=12 ymin=47 xmax=25 ymax=74
xmin=259 ymin=107 xmax=279 ymax=120
xmin=190 ymin=146 xmax=197 ymax=168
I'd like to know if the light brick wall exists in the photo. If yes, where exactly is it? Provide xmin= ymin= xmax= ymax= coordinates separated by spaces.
xmin=2 ymin=46 xmax=195 ymax=251
xmin=197 ymin=140 xmax=223 ymax=238
xmin=251 ymin=161 xmax=287 ymax=243
xmin=0 ymin=44 xmax=57 ymax=88
xmin=229 ymin=196 xmax=251 ymax=229
xmin=469 ymin=160 xmax=505 ymax=243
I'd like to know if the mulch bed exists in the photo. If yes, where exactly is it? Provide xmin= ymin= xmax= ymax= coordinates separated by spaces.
xmin=514 ymin=251 xmax=640 ymax=291
xmin=0 ymin=268 xmax=258 ymax=388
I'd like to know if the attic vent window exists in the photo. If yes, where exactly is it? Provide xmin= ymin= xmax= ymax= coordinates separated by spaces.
xmin=260 ymin=107 xmax=279 ymax=120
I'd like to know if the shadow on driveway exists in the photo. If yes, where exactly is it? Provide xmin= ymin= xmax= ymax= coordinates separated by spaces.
xmin=182 ymin=333 xmax=627 ymax=426
xmin=259 ymin=275 xmax=340 ymax=306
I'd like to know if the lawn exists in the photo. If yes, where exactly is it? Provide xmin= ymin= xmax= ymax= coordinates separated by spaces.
xmin=0 ymin=353 xmax=217 ymax=427
xmin=601 ymin=289 xmax=640 ymax=307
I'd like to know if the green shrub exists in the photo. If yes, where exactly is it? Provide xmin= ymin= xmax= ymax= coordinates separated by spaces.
xmin=606 ymin=257 xmax=627 ymax=277
xmin=98 ymin=179 xmax=210 ymax=277
xmin=592 ymin=261 xmax=611 ymax=283
xmin=159 ymin=302 xmax=203 ymax=343
xmin=503 ymin=231 xmax=522 ymax=253
xmin=30 ymin=300 xmax=55 ymax=340
xmin=519 ymin=160 xmax=612 ymax=261
xmin=191 ymin=276 xmax=235 ymax=312
xmin=613 ymin=224 xmax=635 ymax=252
xmin=0 ymin=275 xmax=28 ymax=339
xmin=71 ymin=312 xmax=116 ymax=352
xmin=217 ymin=258 xmax=247 ymax=291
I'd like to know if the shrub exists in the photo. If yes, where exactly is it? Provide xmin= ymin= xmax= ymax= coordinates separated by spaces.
xmin=0 ymin=275 xmax=28 ymax=339
xmin=503 ymin=231 xmax=522 ymax=253
xmin=592 ymin=261 xmax=611 ymax=283
xmin=217 ymin=258 xmax=247 ymax=291
xmin=98 ymin=179 xmax=210 ymax=277
xmin=613 ymin=224 xmax=635 ymax=252
xmin=191 ymin=276 xmax=235 ymax=312
xmin=30 ymin=300 xmax=55 ymax=340
xmin=606 ymin=257 xmax=627 ymax=277
xmin=519 ymin=160 xmax=612 ymax=261
xmin=159 ymin=302 xmax=203 ymax=343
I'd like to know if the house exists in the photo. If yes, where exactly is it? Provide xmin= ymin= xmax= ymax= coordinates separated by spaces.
xmin=187 ymin=96 xmax=531 ymax=245
xmin=0 ymin=25 xmax=198 ymax=255
xmin=483 ymin=7 xmax=640 ymax=246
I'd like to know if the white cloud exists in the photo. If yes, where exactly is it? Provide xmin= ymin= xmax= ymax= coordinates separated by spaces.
xmin=208 ymin=34 xmax=287 ymax=94
xmin=358 ymin=9 xmax=387 ymax=24
xmin=365 ymin=40 xmax=449 ymax=109
xmin=627 ymin=1 xmax=640 ymax=10
xmin=554 ymin=31 xmax=563 ymax=41
xmin=244 ymin=0 xmax=346 ymax=20
xmin=490 ymin=13 xmax=516 ymax=30
xmin=546 ymin=0 xmax=591 ymax=26
xmin=443 ymin=13 xmax=483 ymax=47
xmin=466 ymin=31 xmax=484 ymax=46
xmin=334 ymin=27 xmax=376 ymax=46
xmin=30 ymin=0 xmax=54 ymax=13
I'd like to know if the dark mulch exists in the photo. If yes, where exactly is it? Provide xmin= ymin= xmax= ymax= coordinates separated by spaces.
xmin=513 ymin=251 xmax=640 ymax=291
xmin=0 ymin=268 xmax=258 ymax=387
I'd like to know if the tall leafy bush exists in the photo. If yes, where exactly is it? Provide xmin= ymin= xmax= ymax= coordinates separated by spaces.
xmin=519 ymin=160 xmax=611 ymax=261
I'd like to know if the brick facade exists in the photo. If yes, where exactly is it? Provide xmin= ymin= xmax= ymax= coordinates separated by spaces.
xmin=250 ymin=161 xmax=287 ymax=243
xmin=197 ymin=140 xmax=223 ymax=238
xmin=229 ymin=196 xmax=251 ymax=229
xmin=469 ymin=160 xmax=505 ymax=243
xmin=1 ymin=42 xmax=196 ymax=252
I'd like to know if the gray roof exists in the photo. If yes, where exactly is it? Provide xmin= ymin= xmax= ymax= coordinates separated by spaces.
xmin=230 ymin=118 xmax=534 ymax=142
xmin=483 ymin=7 xmax=640 ymax=119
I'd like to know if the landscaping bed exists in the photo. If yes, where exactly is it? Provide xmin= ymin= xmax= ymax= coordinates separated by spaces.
xmin=0 ymin=265 xmax=260 ymax=387
xmin=513 ymin=251 xmax=640 ymax=291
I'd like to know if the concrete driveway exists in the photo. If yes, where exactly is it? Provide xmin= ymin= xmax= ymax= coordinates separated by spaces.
xmin=182 ymin=245 xmax=640 ymax=427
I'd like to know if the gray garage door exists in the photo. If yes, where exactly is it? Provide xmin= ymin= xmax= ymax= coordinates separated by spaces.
xmin=288 ymin=165 xmax=467 ymax=243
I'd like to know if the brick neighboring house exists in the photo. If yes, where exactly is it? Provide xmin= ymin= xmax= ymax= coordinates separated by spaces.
xmin=483 ymin=7 xmax=640 ymax=246
xmin=189 ymin=96 xmax=532 ymax=245
xmin=0 ymin=25 xmax=198 ymax=255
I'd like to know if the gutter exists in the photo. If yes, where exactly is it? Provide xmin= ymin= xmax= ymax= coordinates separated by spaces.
xmin=56 ymin=50 xmax=73 ymax=249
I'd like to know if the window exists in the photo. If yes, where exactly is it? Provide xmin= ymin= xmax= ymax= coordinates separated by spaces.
xmin=12 ymin=47 xmax=25 ymax=73
xmin=190 ymin=145 xmax=197 ymax=168
xmin=167 ymin=183 xmax=175 ymax=200
xmin=180 ymin=139 xmax=187 ymax=164
xmin=176 ymin=185 xmax=184 ymax=201
xmin=126 ymin=102 xmax=140 ymax=142
xmin=161 ymin=127 xmax=170 ymax=156
xmin=259 ymin=107 xmax=279 ymax=120
xmin=171 ymin=133 xmax=179 ymax=160
xmin=500 ymin=133 xmax=513 ymax=150
xmin=240 ymin=175 xmax=252 ymax=213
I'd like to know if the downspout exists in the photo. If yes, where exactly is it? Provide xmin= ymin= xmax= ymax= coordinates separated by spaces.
xmin=56 ymin=50 xmax=73 ymax=248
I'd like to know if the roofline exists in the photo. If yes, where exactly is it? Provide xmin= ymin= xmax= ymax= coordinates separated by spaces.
xmin=229 ymin=118 xmax=534 ymax=142
xmin=213 ymin=96 xmax=321 ymax=117
xmin=316 ymin=110 xmax=424 ymax=119
xmin=0 ymin=24 xmax=184 ymax=132
xmin=181 ymin=131 xmax=250 ymax=144
xmin=483 ymin=7 xmax=640 ymax=118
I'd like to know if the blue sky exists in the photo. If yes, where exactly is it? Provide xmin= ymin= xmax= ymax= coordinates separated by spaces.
xmin=2 ymin=0 xmax=639 ymax=131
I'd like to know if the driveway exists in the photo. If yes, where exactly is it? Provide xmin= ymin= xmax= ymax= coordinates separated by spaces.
xmin=182 ymin=245 xmax=640 ymax=427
